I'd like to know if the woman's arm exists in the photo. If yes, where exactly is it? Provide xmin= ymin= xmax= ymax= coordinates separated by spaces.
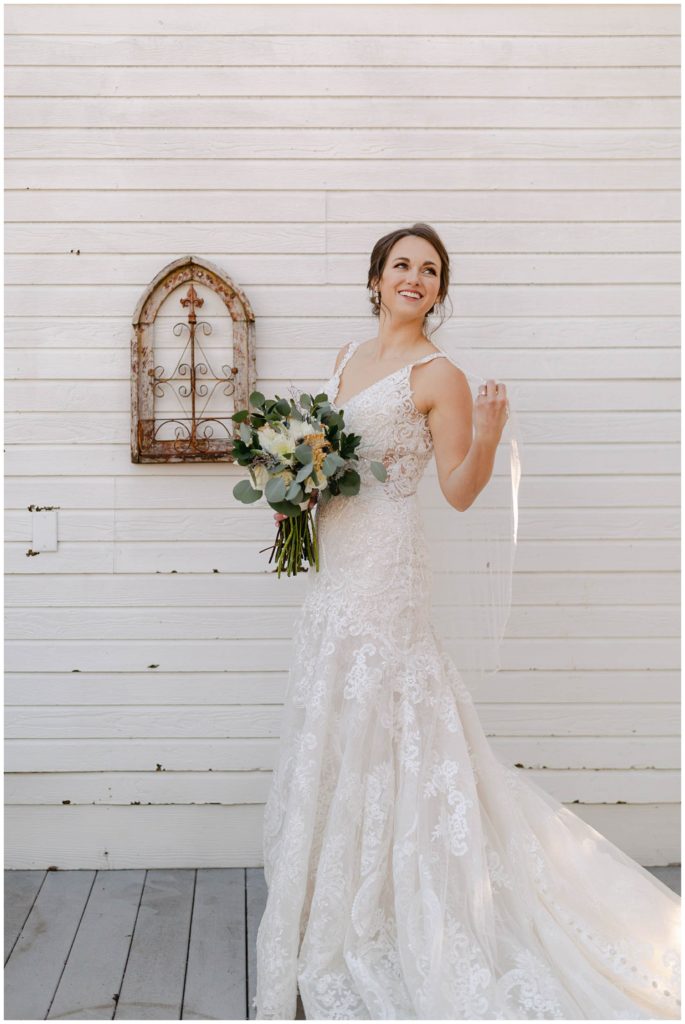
xmin=427 ymin=363 xmax=507 ymax=512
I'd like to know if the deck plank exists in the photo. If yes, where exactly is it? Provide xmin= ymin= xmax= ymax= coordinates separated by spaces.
xmin=47 ymin=869 xmax=145 ymax=1020
xmin=646 ymin=865 xmax=681 ymax=895
xmin=4 ymin=869 xmax=46 ymax=962
xmin=182 ymin=868 xmax=246 ymax=1020
xmin=4 ymin=870 xmax=95 ymax=1020
xmin=113 ymin=869 xmax=194 ymax=1020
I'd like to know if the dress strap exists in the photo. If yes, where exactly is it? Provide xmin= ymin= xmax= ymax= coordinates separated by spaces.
xmin=334 ymin=339 xmax=361 ymax=380
xmin=412 ymin=350 xmax=448 ymax=367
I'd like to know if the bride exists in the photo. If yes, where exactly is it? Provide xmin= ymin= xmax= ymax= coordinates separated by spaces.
xmin=252 ymin=223 xmax=681 ymax=1020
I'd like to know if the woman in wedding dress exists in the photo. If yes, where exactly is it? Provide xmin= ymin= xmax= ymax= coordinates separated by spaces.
xmin=252 ymin=224 xmax=681 ymax=1020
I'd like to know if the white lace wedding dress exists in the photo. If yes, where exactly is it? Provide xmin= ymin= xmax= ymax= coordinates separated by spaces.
xmin=252 ymin=340 xmax=681 ymax=1020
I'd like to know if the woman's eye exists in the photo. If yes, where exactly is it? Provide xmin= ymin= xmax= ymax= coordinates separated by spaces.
xmin=396 ymin=262 xmax=436 ymax=274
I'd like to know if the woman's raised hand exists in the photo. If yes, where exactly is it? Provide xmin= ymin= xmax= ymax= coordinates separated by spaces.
xmin=474 ymin=380 xmax=509 ymax=445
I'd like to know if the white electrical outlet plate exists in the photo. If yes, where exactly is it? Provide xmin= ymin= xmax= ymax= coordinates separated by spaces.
xmin=32 ymin=509 xmax=58 ymax=551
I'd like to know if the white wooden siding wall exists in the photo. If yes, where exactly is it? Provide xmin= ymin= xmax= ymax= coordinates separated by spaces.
xmin=5 ymin=4 xmax=680 ymax=869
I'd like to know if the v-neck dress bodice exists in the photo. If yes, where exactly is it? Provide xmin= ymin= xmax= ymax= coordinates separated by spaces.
xmin=325 ymin=338 xmax=448 ymax=501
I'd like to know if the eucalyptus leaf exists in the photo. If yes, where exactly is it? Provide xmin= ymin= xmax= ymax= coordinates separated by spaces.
xmin=369 ymin=460 xmax=388 ymax=482
xmin=233 ymin=479 xmax=263 ymax=504
xmin=249 ymin=391 xmax=265 ymax=408
xmin=286 ymin=481 xmax=304 ymax=503
xmin=265 ymin=475 xmax=287 ymax=502
xmin=321 ymin=452 xmax=341 ymax=476
xmin=268 ymin=499 xmax=302 ymax=518
xmin=294 ymin=442 xmax=313 ymax=464
xmin=239 ymin=422 xmax=253 ymax=444
xmin=294 ymin=461 xmax=313 ymax=483
xmin=338 ymin=469 xmax=361 ymax=496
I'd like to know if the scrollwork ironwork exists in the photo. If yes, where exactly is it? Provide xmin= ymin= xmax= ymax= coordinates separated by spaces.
xmin=131 ymin=256 xmax=256 ymax=463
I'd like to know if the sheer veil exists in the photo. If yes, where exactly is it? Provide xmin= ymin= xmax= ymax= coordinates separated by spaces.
xmin=417 ymin=340 xmax=523 ymax=693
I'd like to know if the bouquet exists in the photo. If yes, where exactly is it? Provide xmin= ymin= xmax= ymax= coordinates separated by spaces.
xmin=231 ymin=386 xmax=387 ymax=577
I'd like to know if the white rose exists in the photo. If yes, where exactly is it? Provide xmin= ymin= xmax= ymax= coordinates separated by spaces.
xmin=258 ymin=424 xmax=294 ymax=463
xmin=289 ymin=418 xmax=313 ymax=444
xmin=251 ymin=464 xmax=270 ymax=490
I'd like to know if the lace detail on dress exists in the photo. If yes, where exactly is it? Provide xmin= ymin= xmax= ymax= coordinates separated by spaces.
xmin=423 ymin=756 xmax=473 ymax=857
xmin=325 ymin=339 xmax=442 ymax=501
xmin=252 ymin=341 xmax=681 ymax=1020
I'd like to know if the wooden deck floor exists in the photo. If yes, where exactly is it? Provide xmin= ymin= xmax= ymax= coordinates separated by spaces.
xmin=5 ymin=866 xmax=680 ymax=1020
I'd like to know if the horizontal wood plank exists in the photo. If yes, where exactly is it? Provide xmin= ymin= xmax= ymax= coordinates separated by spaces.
xmin=4 ymin=804 xmax=679 ymax=868
xmin=5 ymin=701 xmax=679 ymax=738
xmin=5 ymin=6 xmax=680 ymax=34
xmin=6 ymin=735 xmax=680 ymax=773
xmin=4 ymin=33 xmax=681 ymax=66
xmin=7 ymin=66 xmax=681 ymax=99
xmin=4 ymin=669 xmax=681 ymax=706
xmin=5 ymin=767 xmax=680 ymax=807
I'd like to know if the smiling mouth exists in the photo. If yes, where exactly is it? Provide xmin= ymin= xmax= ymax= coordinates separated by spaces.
xmin=399 ymin=292 xmax=422 ymax=301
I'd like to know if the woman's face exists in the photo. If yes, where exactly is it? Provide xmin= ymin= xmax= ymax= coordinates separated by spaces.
xmin=373 ymin=236 xmax=442 ymax=322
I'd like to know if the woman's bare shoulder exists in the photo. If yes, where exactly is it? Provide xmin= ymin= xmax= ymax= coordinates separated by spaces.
xmin=413 ymin=353 xmax=469 ymax=415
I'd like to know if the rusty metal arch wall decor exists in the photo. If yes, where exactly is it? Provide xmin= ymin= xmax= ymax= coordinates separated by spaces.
xmin=131 ymin=255 xmax=256 ymax=462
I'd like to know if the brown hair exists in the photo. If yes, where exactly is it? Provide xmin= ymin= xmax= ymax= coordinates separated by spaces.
xmin=366 ymin=222 xmax=452 ymax=339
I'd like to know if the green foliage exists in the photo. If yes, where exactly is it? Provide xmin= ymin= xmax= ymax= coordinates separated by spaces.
xmin=233 ymin=479 xmax=262 ymax=503
xmin=269 ymin=499 xmax=302 ymax=518
xmin=229 ymin=386 xmax=388 ymax=575
xmin=337 ymin=469 xmax=361 ymax=496
xmin=265 ymin=476 xmax=287 ymax=503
